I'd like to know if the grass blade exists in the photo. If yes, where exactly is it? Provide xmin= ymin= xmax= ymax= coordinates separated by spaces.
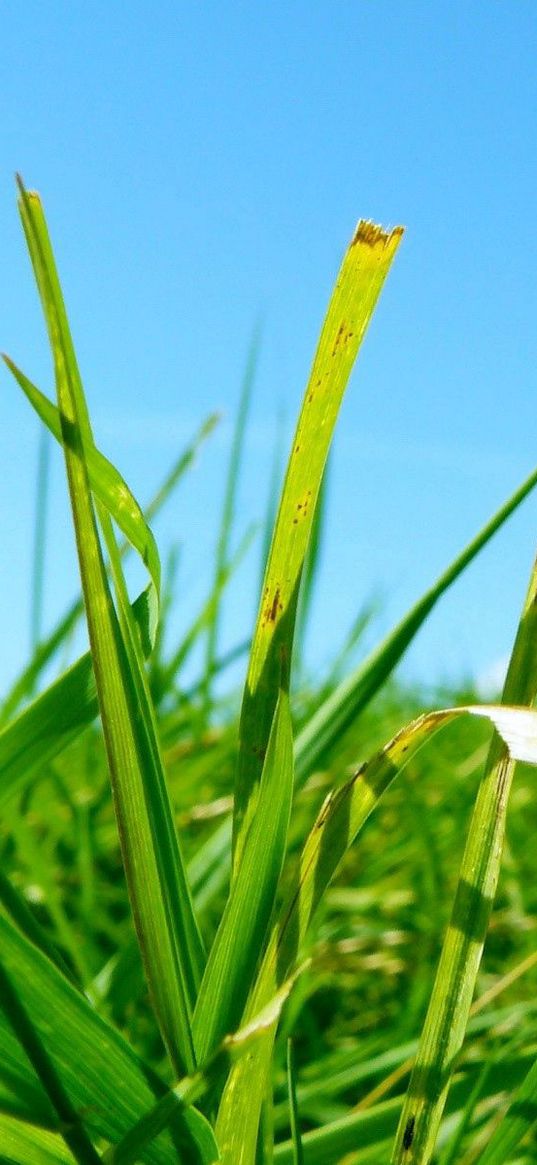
xmin=233 ymin=221 xmax=404 ymax=871
xmin=16 ymin=178 xmax=203 ymax=1075
xmin=3 ymin=354 xmax=161 ymax=603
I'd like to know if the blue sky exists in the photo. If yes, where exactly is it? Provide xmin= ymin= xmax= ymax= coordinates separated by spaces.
xmin=1 ymin=3 xmax=536 ymax=695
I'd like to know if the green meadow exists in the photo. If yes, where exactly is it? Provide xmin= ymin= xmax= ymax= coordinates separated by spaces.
xmin=1 ymin=180 xmax=536 ymax=1164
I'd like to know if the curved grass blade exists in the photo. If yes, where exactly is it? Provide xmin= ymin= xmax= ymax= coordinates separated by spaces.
xmin=391 ymin=555 xmax=537 ymax=1165
xmin=193 ymin=692 xmax=294 ymax=1064
xmin=233 ymin=221 xmax=404 ymax=871
xmin=0 ymin=915 xmax=217 ymax=1164
xmin=215 ymin=702 xmax=537 ymax=1163
xmin=3 ymin=353 xmax=161 ymax=603
xmin=0 ymin=413 xmax=216 ymax=725
xmin=16 ymin=179 xmax=203 ymax=1074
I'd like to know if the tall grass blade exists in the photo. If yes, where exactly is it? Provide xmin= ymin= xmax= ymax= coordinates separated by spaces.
xmin=391 ymin=554 xmax=537 ymax=1165
xmin=215 ymin=703 xmax=537 ymax=1163
xmin=233 ymin=221 xmax=404 ymax=871
xmin=15 ymin=179 xmax=203 ymax=1075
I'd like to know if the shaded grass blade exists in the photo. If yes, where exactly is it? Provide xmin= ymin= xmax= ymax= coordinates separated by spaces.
xmin=16 ymin=179 xmax=203 ymax=1075
xmin=233 ymin=221 xmax=404 ymax=870
xmin=391 ymin=554 xmax=537 ymax=1165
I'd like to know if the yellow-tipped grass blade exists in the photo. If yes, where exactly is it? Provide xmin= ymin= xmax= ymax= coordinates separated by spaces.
xmin=233 ymin=220 xmax=404 ymax=872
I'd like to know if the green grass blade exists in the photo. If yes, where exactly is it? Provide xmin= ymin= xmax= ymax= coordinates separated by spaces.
xmin=233 ymin=221 xmax=404 ymax=871
xmin=0 ymin=915 xmax=217 ymax=1164
xmin=215 ymin=703 xmax=537 ymax=1163
xmin=391 ymin=557 xmax=537 ymax=1165
xmin=16 ymin=179 xmax=203 ymax=1074
xmin=295 ymin=464 xmax=537 ymax=783
xmin=0 ymin=958 xmax=102 ymax=1165
xmin=193 ymin=691 xmax=294 ymax=1063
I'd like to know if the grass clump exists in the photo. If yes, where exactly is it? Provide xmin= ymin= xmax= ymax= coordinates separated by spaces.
xmin=0 ymin=178 xmax=536 ymax=1165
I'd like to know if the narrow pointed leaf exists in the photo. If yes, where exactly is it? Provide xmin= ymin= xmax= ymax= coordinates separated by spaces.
xmin=16 ymin=180 xmax=203 ymax=1075
xmin=233 ymin=221 xmax=404 ymax=870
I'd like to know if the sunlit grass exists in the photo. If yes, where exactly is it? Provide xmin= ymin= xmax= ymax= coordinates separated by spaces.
xmin=0 ymin=179 xmax=536 ymax=1164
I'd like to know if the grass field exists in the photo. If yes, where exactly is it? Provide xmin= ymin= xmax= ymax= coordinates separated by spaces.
xmin=1 ymin=180 xmax=536 ymax=1165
